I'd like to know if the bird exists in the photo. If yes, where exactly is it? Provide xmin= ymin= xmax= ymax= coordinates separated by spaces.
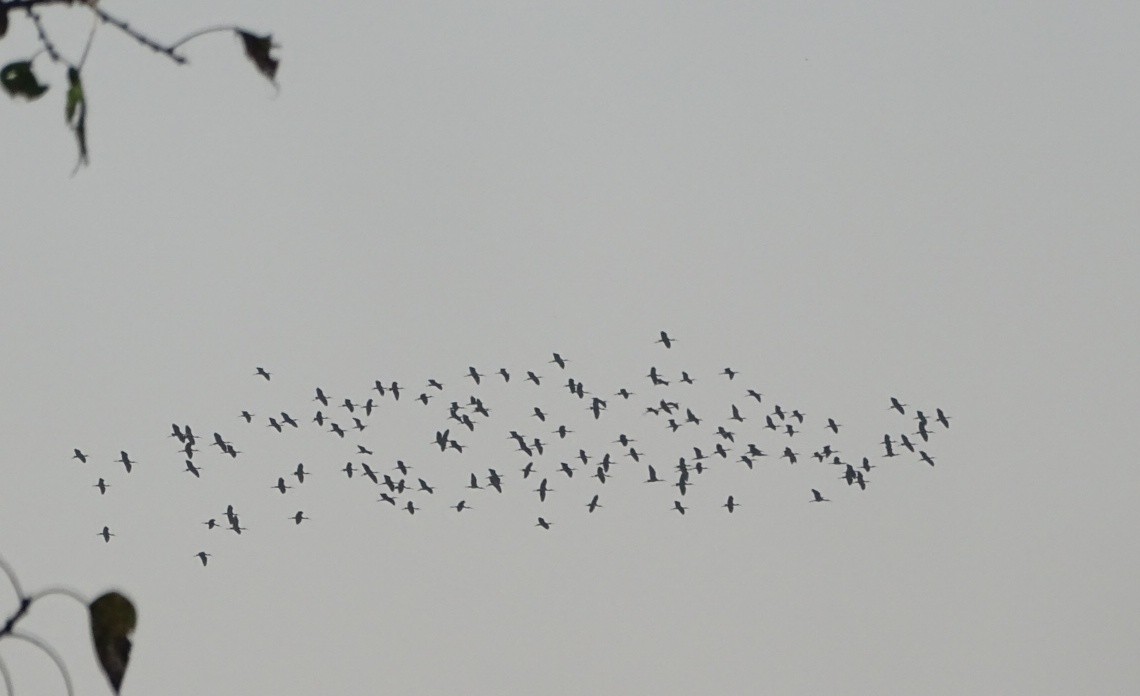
xmin=98 ymin=526 xmax=114 ymax=542
xmin=427 ymin=378 xmax=444 ymax=390
xmin=467 ymin=366 xmax=484 ymax=384
xmin=720 ymin=367 xmax=738 ymax=380
xmin=729 ymin=404 xmax=745 ymax=422
xmin=93 ymin=478 xmax=109 ymax=494
xmin=586 ymin=494 xmax=602 ymax=513
xmin=405 ymin=501 xmax=419 ymax=515
xmin=342 ymin=462 xmax=355 ymax=478
xmin=314 ymin=388 xmax=329 ymax=406
xmin=723 ymin=496 xmax=738 ymax=513
xmin=417 ymin=478 xmax=434 ymax=494
xmin=451 ymin=500 xmax=470 ymax=512
xmin=889 ymin=397 xmax=907 ymax=414
xmin=255 ymin=367 xmax=271 ymax=380
xmin=656 ymin=331 xmax=675 ymax=349
xmin=272 ymin=477 xmax=292 ymax=494
xmin=535 ymin=478 xmax=552 ymax=502
xmin=550 ymin=353 xmax=568 ymax=369
xmin=361 ymin=464 xmax=380 ymax=484
xmin=919 ymin=451 xmax=936 ymax=466
xmin=72 ymin=448 xmax=88 ymax=463
xmin=294 ymin=463 xmax=310 ymax=483
xmin=936 ymin=408 xmax=951 ymax=428
xmin=195 ymin=552 xmax=212 ymax=566
xmin=673 ymin=500 xmax=687 ymax=515
xmin=745 ymin=389 xmax=763 ymax=403
xmin=117 ymin=451 xmax=136 ymax=473
xmin=810 ymin=489 xmax=829 ymax=503
xmin=532 ymin=407 xmax=547 ymax=422
xmin=645 ymin=465 xmax=662 ymax=483
xmin=536 ymin=517 xmax=552 ymax=530
xmin=290 ymin=511 xmax=309 ymax=525
xmin=826 ymin=418 xmax=841 ymax=434
xmin=184 ymin=460 xmax=202 ymax=478
xmin=204 ymin=519 xmax=217 ymax=530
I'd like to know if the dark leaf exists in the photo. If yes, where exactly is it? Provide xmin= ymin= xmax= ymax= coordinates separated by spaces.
xmin=66 ymin=67 xmax=84 ymax=125
xmin=237 ymin=30 xmax=279 ymax=84
xmin=66 ymin=67 xmax=88 ymax=170
xmin=89 ymin=592 xmax=136 ymax=694
xmin=1 ymin=60 xmax=48 ymax=100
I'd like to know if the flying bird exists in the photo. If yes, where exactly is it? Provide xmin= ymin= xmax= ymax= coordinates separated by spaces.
xmin=117 ymin=451 xmax=136 ymax=473
xmin=255 ymin=367 xmax=271 ymax=380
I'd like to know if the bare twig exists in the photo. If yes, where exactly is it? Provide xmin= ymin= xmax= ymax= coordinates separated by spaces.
xmin=0 ymin=558 xmax=22 ymax=602
xmin=81 ymin=1 xmax=187 ymax=64
xmin=0 ymin=653 xmax=13 ymax=696
xmin=24 ymin=5 xmax=65 ymax=64
xmin=8 ymin=631 xmax=74 ymax=696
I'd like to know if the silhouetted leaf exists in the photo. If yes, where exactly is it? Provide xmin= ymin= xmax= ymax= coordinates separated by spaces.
xmin=1 ymin=61 xmax=48 ymax=100
xmin=65 ymin=67 xmax=84 ymax=124
xmin=66 ymin=67 xmax=88 ymax=170
xmin=89 ymin=592 xmax=136 ymax=694
xmin=237 ymin=30 xmax=279 ymax=84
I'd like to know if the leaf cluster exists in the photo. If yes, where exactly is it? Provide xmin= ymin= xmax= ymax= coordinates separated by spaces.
xmin=0 ymin=1 xmax=279 ymax=172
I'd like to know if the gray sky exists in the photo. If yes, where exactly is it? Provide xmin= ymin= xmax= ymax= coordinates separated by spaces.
xmin=2 ymin=2 xmax=1139 ymax=694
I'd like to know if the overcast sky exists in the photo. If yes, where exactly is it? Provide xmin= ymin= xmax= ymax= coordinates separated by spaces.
xmin=2 ymin=2 xmax=1139 ymax=694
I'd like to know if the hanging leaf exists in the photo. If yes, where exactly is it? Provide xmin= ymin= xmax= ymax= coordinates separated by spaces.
xmin=66 ymin=67 xmax=89 ymax=170
xmin=237 ymin=30 xmax=279 ymax=84
xmin=1 ymin=60 xmax=48 ymax=100
xmin=65 ymin=67 xmax=84 ymax=125
xmin=89 ymin=592 xmax=136 ymax=694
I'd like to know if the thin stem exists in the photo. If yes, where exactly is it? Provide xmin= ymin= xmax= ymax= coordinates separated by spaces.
xmin=0 ymin=559 xmax=22 ymax=603
xmin=82 ymin=1 xmax=187 ymax=64
xmin=8 ymin=632 xmax=73 ymax=696
xmin=0 ymin=653 xmax=12 ymax=696
xmin=28 ymin=588 xmax=87 ymax=608
xmin=77 ymin=13 xmax=98 ymax=70
xmin=168 ymin=24 xmax=241 ymax=52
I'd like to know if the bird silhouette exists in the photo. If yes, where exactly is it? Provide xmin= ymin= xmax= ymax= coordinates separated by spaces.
xmin=117 ymin=451 xmax=136 ymax=473
xmin=72 ymin=448 xmax=88 ymax=463
xmin=255 ymin=367 xmax=271 ymax=380
xmin=98 ymin=526 xmax=114 ymax=542
xmin=586 ymin=494 xmax=602 ymax=512
xmin=195 ymin=551 xmax=212 ymax=566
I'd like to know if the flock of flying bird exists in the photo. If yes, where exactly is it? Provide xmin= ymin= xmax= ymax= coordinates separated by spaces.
xmin=71 ymin=332 xmax=953 ymax=566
